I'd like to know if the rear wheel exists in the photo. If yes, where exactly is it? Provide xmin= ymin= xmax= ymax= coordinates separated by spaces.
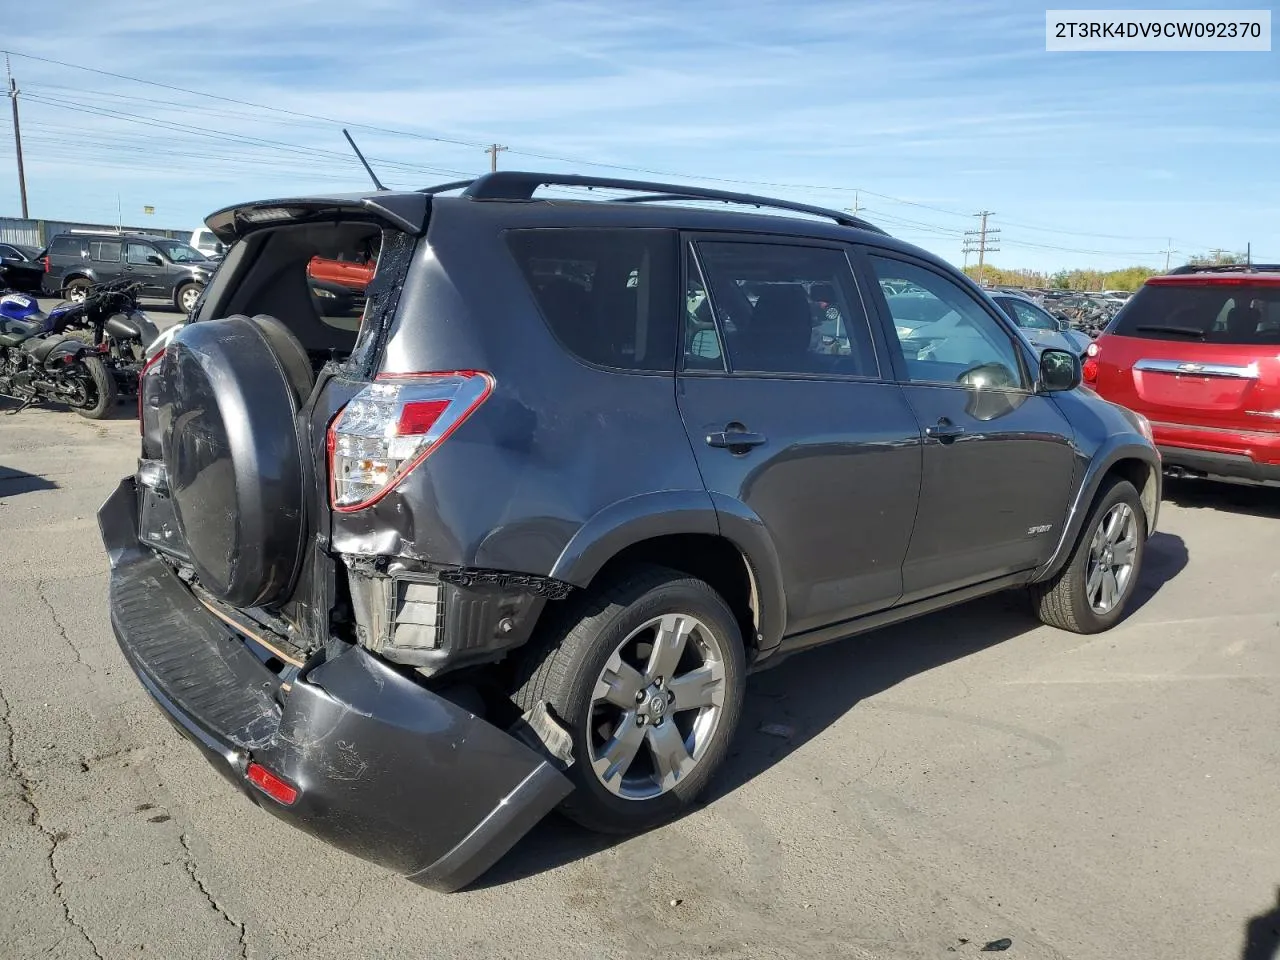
xmin=64 ymin=277 xmax=91 ymax=303
xmin=514 ymin=564 xmax=746 ymax=834
xmin=1031 ymin=478 xmax=1146 ymax=633
xmin=74 ymin=355 xmax=117 ymax=419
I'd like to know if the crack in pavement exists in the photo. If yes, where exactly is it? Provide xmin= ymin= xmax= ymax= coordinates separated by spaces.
xmin=180 ymin=833 xmax=251 ymax=960
xmin=0 ymin=683 xmax=107 ymax=960
xmin=35 ymin=578 xmax=91 ymax=669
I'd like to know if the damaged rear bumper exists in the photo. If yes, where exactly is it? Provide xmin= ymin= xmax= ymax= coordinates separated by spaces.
xmin=98 ymin=477 xmax=572 ymax=892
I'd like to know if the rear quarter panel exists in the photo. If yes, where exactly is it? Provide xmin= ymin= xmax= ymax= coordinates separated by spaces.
xmin=329 ymin=201 xmax=713 ymax=579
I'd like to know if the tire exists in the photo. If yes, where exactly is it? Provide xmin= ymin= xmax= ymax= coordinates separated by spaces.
xmin=1031 ymin=478 xmax=1146 ymax=633
xmin=175 ymin=282 xmax=201 ymax=314
xmin=513 ymin=564 xmax=746 ymax=834
xmin=64 ymin=277 xmax=91 ymax=303
xmin=75 ymin=355 xmax=117 ymax=420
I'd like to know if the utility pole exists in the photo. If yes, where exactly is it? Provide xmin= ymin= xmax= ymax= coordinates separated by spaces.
xmin=846 ymin=191 xmax=861 ymax=217
xmin=484 ymin=143 xmax=508 ymax=173
xmin=1160 ymin=239 xmax=1177 ymax=273
xmin=6 ymin=55 xmax=29 ymax=218
xmin=1208 ymin=247 xmax=1227 ymax=264
xmin=963 ymin=211 xmax=999 ymax=286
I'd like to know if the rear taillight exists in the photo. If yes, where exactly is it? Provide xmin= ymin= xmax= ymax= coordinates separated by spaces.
xmin=1082 ymin=341 xmax=1099 ymax=383
xmin=327 ymin=371 xmax=493 ymax=512
xmin=138 ymin=348 xmax=166 ymax=431
xmin=42 ymin=256 xmax=50 ymax=273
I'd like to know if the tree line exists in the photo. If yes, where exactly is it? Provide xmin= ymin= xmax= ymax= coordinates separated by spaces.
xmin=961 ymin=251 xmax=1250 ymax=292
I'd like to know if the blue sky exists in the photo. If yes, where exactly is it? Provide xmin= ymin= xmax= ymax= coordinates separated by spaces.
xmin=1 ymin=0 xmax=1276 ymax=271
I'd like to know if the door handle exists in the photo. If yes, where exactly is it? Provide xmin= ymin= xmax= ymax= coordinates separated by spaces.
xmin=925 ymin=419 xmax=965 ymax=441
xmin=706 ymin=430 xmax=767 ymax=451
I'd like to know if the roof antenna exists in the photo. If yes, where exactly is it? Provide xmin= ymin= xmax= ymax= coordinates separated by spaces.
xmin=343 ymin=129 xmax=387 ymax=191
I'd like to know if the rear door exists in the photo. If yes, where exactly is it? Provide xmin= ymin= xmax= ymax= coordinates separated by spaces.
xmin=88 ymin=239 xmax=125 ymax=283
xmin=861 ymin=251 xmax=1077 ymax=601
xmin=1092 ymin=278 xmax=1280 ymax=438
xmin=124 ymin=242 xmax=166 ymax=296
xmin=675 ymin=236 xmax=922 ymax=635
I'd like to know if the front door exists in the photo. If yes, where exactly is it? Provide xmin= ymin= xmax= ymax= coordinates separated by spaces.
xmin=676 ymin=237 xmax=922 ymax=637
xmin=862 ymin=252 xmax=1078 ymax=601
xmin=124 ymin=242 xmax=165 ymax=296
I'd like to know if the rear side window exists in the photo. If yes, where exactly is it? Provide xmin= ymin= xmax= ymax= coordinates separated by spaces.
xmin=90 ymin=240 xmax=121 ymax=263
xmin=1111 ymin=282 xmax=1280 ymax=344
xmin=687 ymin=240 xmax=878 ymax=377
xmin=49 ymin=236 xmax=88 ymax=258
xmin=506 ymin=229 xmax=678 ymax=371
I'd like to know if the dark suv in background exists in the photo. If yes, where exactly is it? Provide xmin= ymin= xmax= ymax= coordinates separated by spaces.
xmin=101 ymin=173 xmax=1160 ymax=892
xmin=42 ymin=232 xmax=214 ymax=312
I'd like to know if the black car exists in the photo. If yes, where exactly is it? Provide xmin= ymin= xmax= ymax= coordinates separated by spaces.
xmin=41 ymin=232 xmax=213 ymax=312
xmin=0 ymin=242 xmax=44 ymax=293
xmin=101 ymin=172 xmax=1160 ymax=892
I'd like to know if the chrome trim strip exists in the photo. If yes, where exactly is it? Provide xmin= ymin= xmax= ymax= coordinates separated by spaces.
xmin=1134 ymin=358 xmax=1259 ymax=379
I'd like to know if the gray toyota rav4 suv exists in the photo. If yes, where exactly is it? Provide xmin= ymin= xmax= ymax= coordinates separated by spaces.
xmin=100 ymin=173 xmax=1160 ymax=891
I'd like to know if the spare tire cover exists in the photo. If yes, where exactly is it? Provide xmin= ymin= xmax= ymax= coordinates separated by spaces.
xmin=158 ymin=315 xmax=307 ymax=608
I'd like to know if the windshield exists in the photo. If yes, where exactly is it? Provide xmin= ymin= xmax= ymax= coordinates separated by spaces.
xmin=153 ymin=241 xmax=209 ymax=263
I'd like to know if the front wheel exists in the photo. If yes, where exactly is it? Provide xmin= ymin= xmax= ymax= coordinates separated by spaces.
xmin=74 ymin=355 xmax=118 ymax=419
xmin=513 ymin=565 xmax=746 ymax=834
xmin=175 ymin=282 xmax=201 ymax=314
xmin=1031 ymin=478 xmax=1146 ymax=633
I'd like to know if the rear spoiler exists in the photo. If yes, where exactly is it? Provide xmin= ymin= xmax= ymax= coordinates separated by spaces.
xmin=205 ymin=192 xmax=428 ymax=243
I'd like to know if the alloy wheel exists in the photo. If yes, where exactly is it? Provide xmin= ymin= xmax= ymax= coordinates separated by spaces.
xmin=1086 ymin=502 xmax=1137 ymax=614
xmin=587 ymin=613 xmax=728 ymax=801
xmin=180 ymin=286 xmax=200 ymax=313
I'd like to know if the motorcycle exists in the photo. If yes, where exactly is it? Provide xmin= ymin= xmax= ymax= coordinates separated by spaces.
xmin=0 ymin=280 xmax=159 ymax=416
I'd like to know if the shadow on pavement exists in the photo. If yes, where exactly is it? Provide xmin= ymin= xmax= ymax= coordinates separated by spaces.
xmin=480 ymin=528 xmax=1190 ymax=888
xmin=1163 ymin=477 xmax=1280 ymax=519
xmin=0 ymin=466 xmax=59 ymax=497
xmin=1241 ymin=889 xmax=1280 ymax=960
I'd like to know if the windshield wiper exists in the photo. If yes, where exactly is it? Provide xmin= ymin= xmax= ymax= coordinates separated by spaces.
xmin=1135 ymin=324 xmax=1206 ymax=338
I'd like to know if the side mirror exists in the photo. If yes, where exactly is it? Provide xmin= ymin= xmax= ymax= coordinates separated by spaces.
xmin=1039 ymin=348 xmax=1081 ymax=392
xmin=146 ymin=255 xmax=164 ymax=266
xmin=1056 ymin=319 xmax=1070 ymax=332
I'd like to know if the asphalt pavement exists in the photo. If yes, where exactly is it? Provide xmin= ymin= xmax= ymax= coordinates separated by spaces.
xmin=1 ymin=400 xmax=1278 ymax=960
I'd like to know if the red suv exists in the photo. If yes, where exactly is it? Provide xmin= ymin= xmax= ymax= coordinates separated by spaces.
xmin=1086 ymin=266 xmax=1280 ymax=484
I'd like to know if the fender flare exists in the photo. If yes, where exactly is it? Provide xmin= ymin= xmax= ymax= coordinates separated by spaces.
xmin=1033 ymin=438 xmax=1160 ymax=583
xmin=548 ymin=490 xmax=788 ymax=653
xmin=43 ymin=337 xmax=94 ymax=364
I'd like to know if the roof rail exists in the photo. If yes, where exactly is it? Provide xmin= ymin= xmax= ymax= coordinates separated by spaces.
xmin=1167 ymin=262 xmax=1280 ymax=275
xmin=419 ymin=179 xmax=477 ymax=195
xmin=456 ymin=171 xmax=885 ymax=233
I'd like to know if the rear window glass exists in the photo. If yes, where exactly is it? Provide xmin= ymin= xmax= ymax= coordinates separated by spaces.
xmin=49 ymin=236 xmax=88 ymax=257
xmin=90 ymin=240 xmax=121 ymax=263
xmin=506 ymin=229 xmax=678 ymax=371
xmin=1111 ymin=283 xmax=1280 ymax=344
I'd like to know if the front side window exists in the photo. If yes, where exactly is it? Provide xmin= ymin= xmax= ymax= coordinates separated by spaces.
xmin=154 ymin=241 xmax=206 ymax=263
xmin=870 ymin=256 xmax=1027 ymax=389
xmin=689 ymin=241 xmax=878 ymax=378
xmin=90 ymin=240 xmax=121 ymax=263
xmin=506 ymin=228 xmax=678 ymax=372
